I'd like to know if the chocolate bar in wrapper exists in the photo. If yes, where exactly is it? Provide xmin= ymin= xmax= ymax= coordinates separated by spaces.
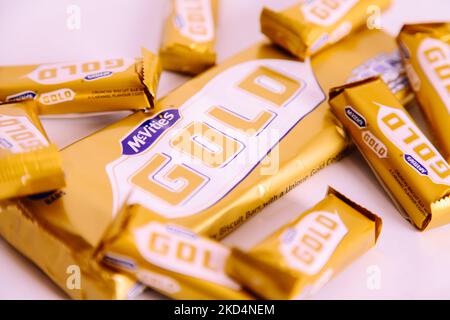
xmin=160 ymin=0 xmax=218 ymax=75
xmin=226 ymin=187 xmax=381 ymax=299
xmin=0 ymin=200 xmax=140 ymax=299
xmin=398 ymin=23 xmax=450 ymax=162
xmin=0 ymin=49 xmax=161 ymax=115
xmin=0 ymin=101 xmax=64 ymax=200
xmin=0 ymin=29 xmax=402 ymax=299
xmin=98 ymin=205 xmax=253 ymax=299
xmin=261 ymin=0 xmax=391 ymax=60
xmin=329 ymin=77 xmax=450 ymax=230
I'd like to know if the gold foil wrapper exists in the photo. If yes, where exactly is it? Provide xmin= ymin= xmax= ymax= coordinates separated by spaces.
xmin=98 ymin=205 xmax=253 ymax=299
xmin=329 ymin=77 xmax=450 ymax=230
xmin=398 ymin=23 xmax=450 ymax=162
xmin=0 ymin=101 xmax=65 ymax=200
xmin=0 ymin=201 xmax=139 ymax=300
xmin=0 ymin=29 xmax=401 ymax=299
xmin=159 ymin=0 xmax=218 ymax=75
xmin=226 ymin=187 xmax=382 ymax=300
xmin=261 ymin=0 xmax=391 ymax=60
xmin=0 ymin=48 xmax=161 ymax=115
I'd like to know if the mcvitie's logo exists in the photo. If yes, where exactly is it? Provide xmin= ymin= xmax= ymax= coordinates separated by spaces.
xmin=121 ymin=109 xmax=181 ymax=155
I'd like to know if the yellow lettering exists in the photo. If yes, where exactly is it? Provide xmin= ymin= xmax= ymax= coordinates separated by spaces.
xmin=176 ymin=242 xmax=196 ymax=263
xmin=207 ymin=106 xmax=273 ymax=135
xmin=170 ymin=122 xmax=241 ymax=168
xmin=131 ymin=153 xmax=206 ymax=206
xmin=149 ymin=232 xmax=169 ymax=255
xmin=238 ymin=66 xmax=301 ymax=107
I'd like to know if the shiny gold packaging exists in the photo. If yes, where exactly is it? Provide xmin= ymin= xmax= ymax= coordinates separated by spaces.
xmin=0 ymin=29 xmax=402 ymax=299
xmin=329 ymin=77 xmax=450 ymax=230
xmin=261 ymin=0 xmax=391 ymax=60
xmin=0 ymin=48 xmax=161 ymax=115
xmin=0 ymin=200 xmax=141 ymax=300
xmin=0 ymin=101 xmax=64 ymax=200
xmin=159 ymin=0 xmax=218 ymax=75
xmin=397 ymin=23 xmax=450 ymax=161
xmin=98 ymin=204 xmax=253 ymax=299
xmin=226 ymin=187 xmax=381 ymax=300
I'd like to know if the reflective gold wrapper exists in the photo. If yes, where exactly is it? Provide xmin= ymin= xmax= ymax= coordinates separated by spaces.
xmin=261 ymin=0 xmax=391 ymax=60
xmin=0 ymin=101 xmax=64 ymax=200
xmin=329 ymin=77 xmax=450 ymax=230
xmin=226 ymin=187 xmax=381 ymax=300
xmin=160 ymin=0 xmax=218 ymax=75
xmin=0 ymin=29 xmax=402 ymax=299
xmin=0 ymin=48 xmax=161 ymax=115
xmin=0 ymin=200 xmax=141 ymax=300
xmin=398 ymin=23 xmax=450 ymax=161
xmin=98 ymin=205 xmax=253 ymax=299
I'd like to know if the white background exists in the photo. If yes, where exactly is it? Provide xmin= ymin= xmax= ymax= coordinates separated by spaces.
xmin=0 ymin=0 xmax=449 ymax=299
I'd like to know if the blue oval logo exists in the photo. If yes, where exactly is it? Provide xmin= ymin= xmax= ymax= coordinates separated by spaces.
xmin=27 ymin=190 xmax=57 ymax=200
xmin=345 ymin=107 xmax=366 ymax=128
xmin=0 ymin=138 xmax=13 ymax=149
xmin=103 ymin=254 xmax=136 ymax=271
xmin=84 ymin=71 xmax=113 ymax=81
xmin=174 ymin=15 xmax=185 ymax=29
xmin=404 ymin=154 xmax=428 ymax=175
xmin=6 ymin=91 xmax=36 ymax=102
xmin=121 ymin=109 xmax=181 ymax=155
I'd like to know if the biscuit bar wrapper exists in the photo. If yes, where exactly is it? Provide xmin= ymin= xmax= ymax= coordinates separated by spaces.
xmin=97 ymin=204 xmax=254 ymax=300
xmin=0 ymin=48 xmax=161 ymax=115
xmin=225 ymin=187 xmax=382 ymax=300
xmin=0 ymin=101 xmax=65 ymax=200
xmin=0 ymin=200 xmax=142 ymax=300
xmin=261 ymin=0 xmax=391 ymax=60
xmin=160 ymin=0 xmax=218 ymax=75
xmin=329 ymin=77 xmax=450 ymax=230
xmin=0 ymin=29 xmax=402 ymax=299
xmin=398 ymin=23 xmax=450 ymax=161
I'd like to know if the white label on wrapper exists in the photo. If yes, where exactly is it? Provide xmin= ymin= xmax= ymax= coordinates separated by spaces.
xmin=137 ymin=270 xmax=181 ymax=295
xmin=280 ymin=211 xmax=348 ymax=275
xmin=0 ymin=115 xmax=48 ymax=153
xmin=39 ymin=89 xmax=75 ymax=105
xmin=174 ymin=0 xmax=214 ymax=43
xmin=417 ymin=38 xmax=450 ymax=115
xmin=134 ymin=222 xmax=240 ymax=289
xmin=106 ymin=59 xmax=324 ymax=218
xmin=27 ymin=58 xmax=135 ymax=85
xmin=376 ymin=102 xmax=450 ymax=185
xmin=362 ymin=130 xmax=388 ymax=159
xmin=300 ymin=0 xmax=358 ymax=27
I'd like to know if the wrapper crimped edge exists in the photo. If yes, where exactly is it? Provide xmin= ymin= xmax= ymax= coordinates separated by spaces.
xmin=141 ymin=48 xmax=162 ymax=109
xmin=226 ymin=186 xmax=382 ymax=299
xmin=260 ymin=7 xmax=309 ymax=60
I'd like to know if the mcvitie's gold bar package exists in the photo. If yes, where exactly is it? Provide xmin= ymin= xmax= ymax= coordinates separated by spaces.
xmin=0 ymin=101 xmax=65 ymax=200
xmin=261 ymin=0 xmax=391 ymax=60
xmin=398 ymin=23 xmax=450 ymax=162
xmin=160 ymin=0 xmax=218 ymax=75
xmin=0 ymin=48 xmax=161 ymax=115
xmin=226 ymin=187 xmax=381 ymax=300
xmin=0 ymin=29 xmax=404 ymax=299
xmin=329 ymin=77 xmax=450 ymax=230
xmin=98 ymin=205 xmax=254 ymax=299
